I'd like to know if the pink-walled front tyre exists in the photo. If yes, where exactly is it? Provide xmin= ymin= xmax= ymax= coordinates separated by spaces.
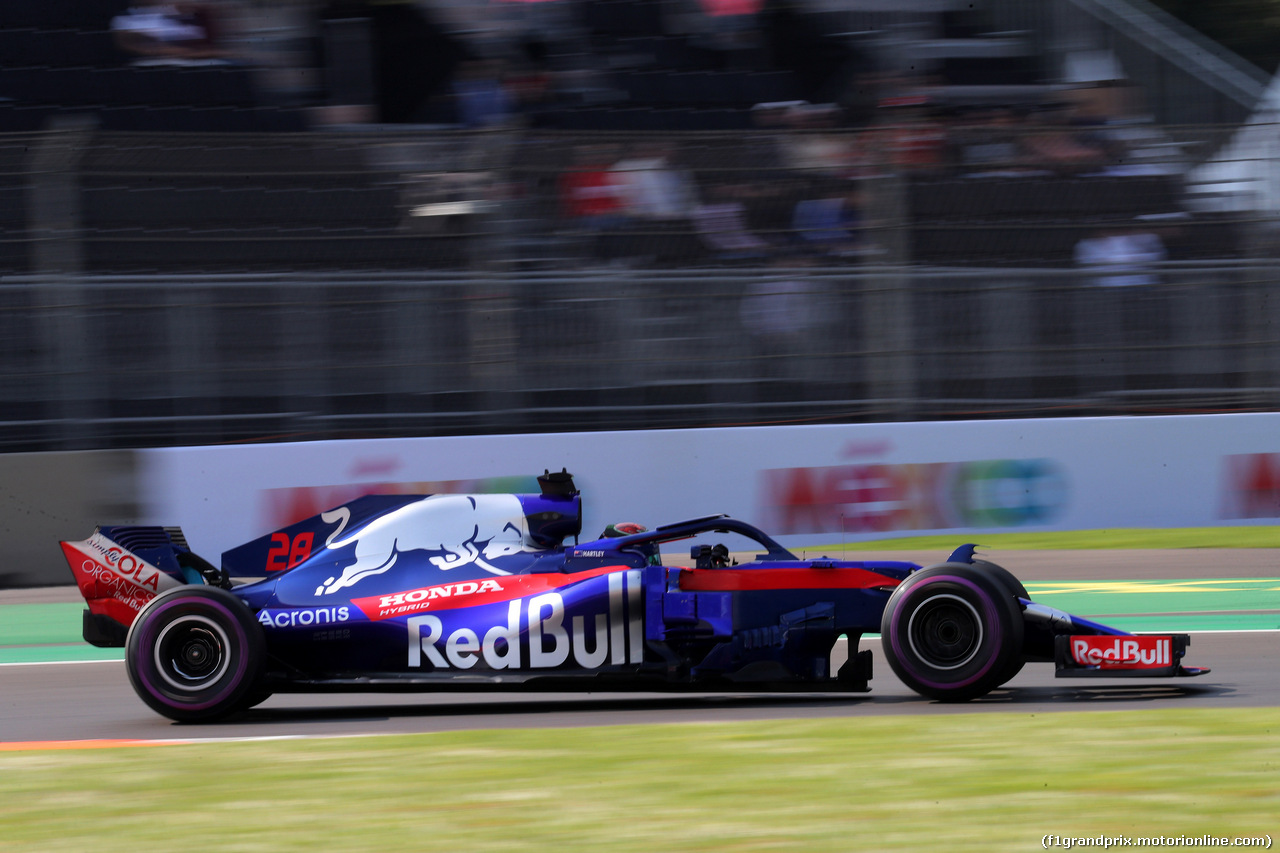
xmin=970 ymin=559 xmax=1030 ymax=686
xmin=880 ymin=564 xmax=1024 ymax=702
xmin=125 ymin=586 xmax=265 ymax=722
xmin=916 ymin=559 xmax=1030 ymax=687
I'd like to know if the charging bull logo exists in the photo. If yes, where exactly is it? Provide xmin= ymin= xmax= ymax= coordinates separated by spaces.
xmin=316 ymin=494 xmax=535 ymax=596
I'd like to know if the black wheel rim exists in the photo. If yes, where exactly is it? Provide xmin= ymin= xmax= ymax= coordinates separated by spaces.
xmin=906 ymin=593 xmax=983 ymax=671
xmin=153 ymin=615 xmax=231 ymax=692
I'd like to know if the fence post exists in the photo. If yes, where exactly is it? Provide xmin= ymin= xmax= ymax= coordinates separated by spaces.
xmin=28 ymin=118 xmax=96 ymax=449
xmin=860 ymin=170 xmax=916 ymax=419
xmin=164 ymin=283 xmax=217 ymax=441
xmin=466 ymin=131 xmax=522 ymax=429
xmin=282 ymin=278 xmax=329 ymax=439
xmin=1243 ymin=260 xmax=1280 ymax=404
xmin=981 ymin=273 xmax=1035 ymax=402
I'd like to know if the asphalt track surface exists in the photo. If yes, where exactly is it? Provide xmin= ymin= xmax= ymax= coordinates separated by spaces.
xmin=3 ymin=549 xmax=1277 ymax=743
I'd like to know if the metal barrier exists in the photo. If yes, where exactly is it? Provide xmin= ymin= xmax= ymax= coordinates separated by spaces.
xmin=4 ymin=263 xmax=1278 ymax=451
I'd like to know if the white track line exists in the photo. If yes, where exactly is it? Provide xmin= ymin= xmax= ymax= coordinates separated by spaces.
xmin=0 ymin=658 xmax=122 ymax=667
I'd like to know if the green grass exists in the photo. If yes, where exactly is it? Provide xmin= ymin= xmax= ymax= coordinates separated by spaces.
xmin=817 ymin=527 xmax=1280 ymax=551
xmin=0 ymin=710 xmax=1276 ymax=852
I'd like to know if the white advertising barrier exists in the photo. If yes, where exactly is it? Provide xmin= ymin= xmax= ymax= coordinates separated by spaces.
xmin=138 ymin=413 xmax=1280 ymax=563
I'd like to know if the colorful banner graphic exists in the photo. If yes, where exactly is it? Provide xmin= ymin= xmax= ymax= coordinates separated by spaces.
xmin=759 ymin=459 xmax=1067 ymax=535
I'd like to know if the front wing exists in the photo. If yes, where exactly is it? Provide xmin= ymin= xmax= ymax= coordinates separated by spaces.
xmin=1023 ymin=601 xmax=1210 ymax=678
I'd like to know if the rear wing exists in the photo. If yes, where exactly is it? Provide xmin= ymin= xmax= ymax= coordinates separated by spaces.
xmin=59 ymin=526 xmax=219 ymax=647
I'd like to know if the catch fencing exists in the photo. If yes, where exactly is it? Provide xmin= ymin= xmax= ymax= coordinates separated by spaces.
xmin=4 ymin=262 xmax=1278 ymax=451
xmin=3 ymin=123 xmax=1279 ymax=450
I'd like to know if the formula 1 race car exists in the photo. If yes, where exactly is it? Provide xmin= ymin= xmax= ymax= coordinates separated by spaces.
xmin=60 ymin=471 xmax=1207 ymax=721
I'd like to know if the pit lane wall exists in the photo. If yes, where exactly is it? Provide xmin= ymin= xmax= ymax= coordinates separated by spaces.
xmin=7 ymin=413 xmax=1280 ymax=587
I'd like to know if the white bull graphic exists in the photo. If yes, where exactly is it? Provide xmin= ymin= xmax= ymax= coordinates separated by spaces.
xmin=316 ymin=494 xmax=532 ymax=596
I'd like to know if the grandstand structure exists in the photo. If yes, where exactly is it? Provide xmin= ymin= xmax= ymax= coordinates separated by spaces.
xmin=0 ymin=0 xmax=307 ymax=132
xmin=2 ymin=0 xmax=1278 ymax=451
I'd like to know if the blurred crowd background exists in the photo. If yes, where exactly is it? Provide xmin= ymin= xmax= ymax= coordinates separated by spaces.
xmin=4 ymin=0 xmax=1280 ymax=451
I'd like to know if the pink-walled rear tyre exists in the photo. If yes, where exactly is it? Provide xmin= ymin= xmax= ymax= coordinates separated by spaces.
xmin=125 ymin=586 xmax=265 ymax=722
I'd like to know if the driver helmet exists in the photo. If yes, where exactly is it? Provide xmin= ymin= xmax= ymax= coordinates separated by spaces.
xmin=600 ymin=522 xmax=648 ymax=538
xmin=599 ymin=522 xmax=660 ymax=565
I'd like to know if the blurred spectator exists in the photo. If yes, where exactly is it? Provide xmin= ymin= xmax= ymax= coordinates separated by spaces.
xmin=559 ymin=143 xmax=630 ymax=262
xmin=111 ymin=1 xmax=231 ymax=65
xmin=740 ymin=102 xmax=800 ymax=187
xmin=780 ymin=103 xmax=855 ymax=177
xmin=452 ymin=59 xmax=514 ymax=128
xmin=1074 ymin=226 xmax=1167 ymax=288
xmin=1074 ymin=222 xmax=1170 ymax=390
xmin=697 ymin=0 xmax=765 ymax=17
xmin=508 ymin=41 xmax=558 ymax=121
xmin=1066 ymin=82 xmax=1176 ymax=177
xmin=881 ymin=99 xmax=949 ymax=174
xmin=610 ymin=141 xmax=700 ymax=222
xmin=740 ymin=257 xmax=823 ymax=336
xmin=693 ymin=184 xmax=772 ymax=261
xmin=744 ymin=102 xmax=797 ymax=161
xmin=951 ymin=105 xmax=1045 ymax=178
xmin=790 ymin=182 xmax=876 ymax=258
xmin=739 ymin=255 xmax=829 ymax=380
xmin=685 ymin=0 xmax=766 ymax=67
xmin=1021 ymin=102 xmax=1111 ymax=175
xmin=1066 ymin=74 xmax=1142 ymax=128
xmin=559 ymin=144 xmax=627 ymax=230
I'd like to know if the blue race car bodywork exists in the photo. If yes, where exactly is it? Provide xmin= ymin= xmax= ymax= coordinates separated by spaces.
xmin=61 ymin=471 xmax=1206 ymax=721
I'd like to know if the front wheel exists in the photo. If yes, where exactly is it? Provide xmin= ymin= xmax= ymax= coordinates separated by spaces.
xmin=880 ymin=564 xmax=1023 ymax=702
xmin=126 ymin=586 xmax=265 ymax=722
xmin=971 ymin=559 xmax=1029 ymax=686
xmin=920 ymin=559 xmax=1030 ymax=686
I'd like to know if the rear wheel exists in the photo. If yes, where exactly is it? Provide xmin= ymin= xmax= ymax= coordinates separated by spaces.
xmin=881 ymin=564 xmax=1023 ymax=702
xmin=126 ymin=586 xmax=264 ymax=722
